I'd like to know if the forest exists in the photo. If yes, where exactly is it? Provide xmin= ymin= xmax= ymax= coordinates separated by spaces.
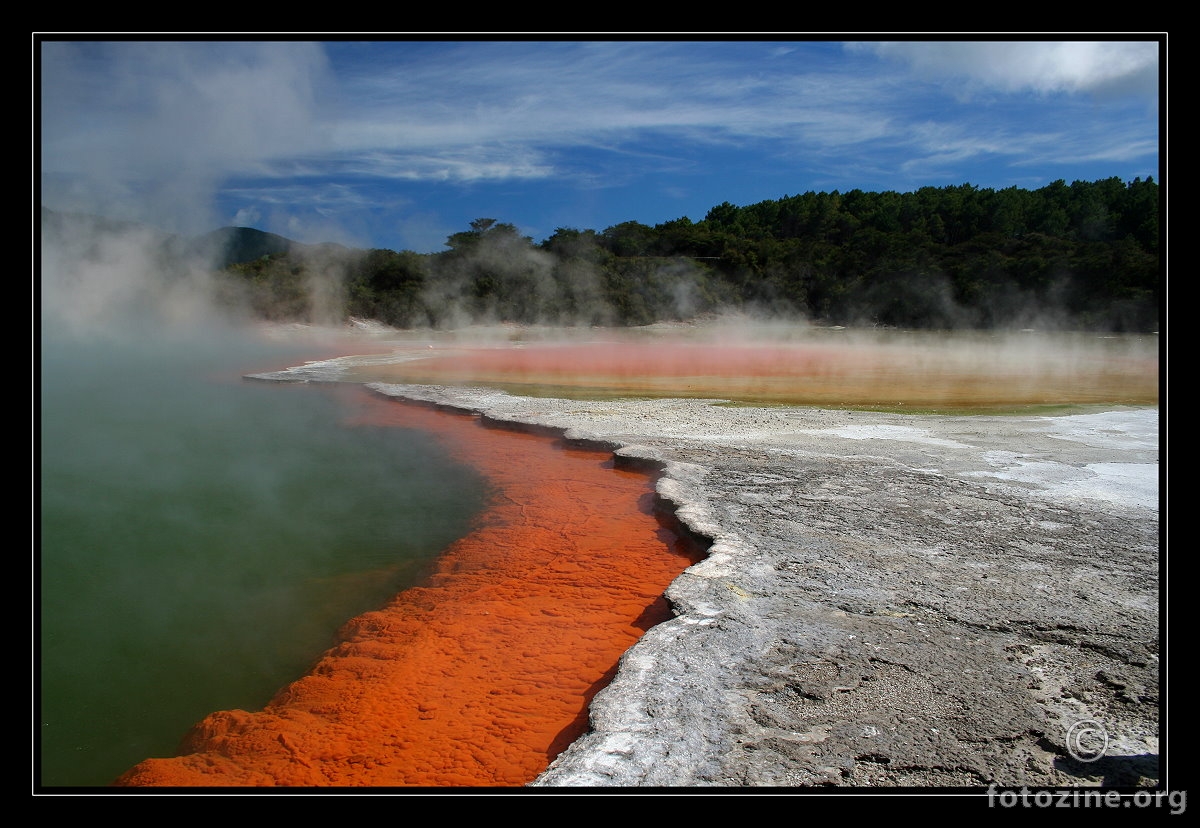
xmin=161 ymin=176 xmax=1164 ymax=332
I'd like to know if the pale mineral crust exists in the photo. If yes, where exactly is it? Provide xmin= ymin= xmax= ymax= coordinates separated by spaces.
xmin=358 ymin=384 xmax=1160 ymax=790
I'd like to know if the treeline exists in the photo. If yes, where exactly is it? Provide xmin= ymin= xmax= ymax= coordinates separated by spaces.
xmin=217 ymin=176 xmax=1161 ymax=332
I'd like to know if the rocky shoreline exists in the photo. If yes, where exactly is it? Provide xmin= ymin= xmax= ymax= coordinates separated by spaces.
xmin=351 ymin=383 xmax=1160 ymax=789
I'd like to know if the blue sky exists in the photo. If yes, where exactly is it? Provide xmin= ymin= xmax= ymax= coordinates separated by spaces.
xmin=38 ymin=37 xmax=1162 ymax=255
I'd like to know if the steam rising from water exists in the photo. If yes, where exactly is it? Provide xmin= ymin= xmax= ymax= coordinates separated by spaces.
xmin=313 ymin=315 xmax=1159 ymax=412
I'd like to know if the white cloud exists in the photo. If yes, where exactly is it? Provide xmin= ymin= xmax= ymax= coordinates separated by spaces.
xmin=849 ymin=40 xmax=1159 ymax=99
xmin=231 ymin=206 xmax=262 ymax=227
xmin=329 ymin=147 xmax=557 ymax=184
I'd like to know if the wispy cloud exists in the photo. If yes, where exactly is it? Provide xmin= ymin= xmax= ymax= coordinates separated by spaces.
xmin=39 ymin=37 xmax=1162 ymax=250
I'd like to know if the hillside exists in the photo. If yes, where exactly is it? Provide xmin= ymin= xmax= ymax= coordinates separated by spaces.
xmin=40 ymin=176 xmax=1163 ymax=333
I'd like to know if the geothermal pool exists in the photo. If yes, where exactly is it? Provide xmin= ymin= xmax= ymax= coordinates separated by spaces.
xmin=114 ymin=390 xmax=702 ymax=787
xmin=104 ymin=324 xmax=1159 ymax=788
xmin=39 ymin=334 xmax=489 ymax=788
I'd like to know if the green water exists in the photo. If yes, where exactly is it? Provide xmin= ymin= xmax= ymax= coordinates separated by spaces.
xmin=38 ymin=332 xmax=488 ymax=788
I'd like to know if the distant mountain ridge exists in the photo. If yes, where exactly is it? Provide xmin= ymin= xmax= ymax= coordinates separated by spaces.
xmin=189 ymin=226 xmax=297 ymax=268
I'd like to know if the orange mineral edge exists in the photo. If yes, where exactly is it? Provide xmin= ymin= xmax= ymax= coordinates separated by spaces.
xmin=115 ymin=388 xmax=703 ymax=788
